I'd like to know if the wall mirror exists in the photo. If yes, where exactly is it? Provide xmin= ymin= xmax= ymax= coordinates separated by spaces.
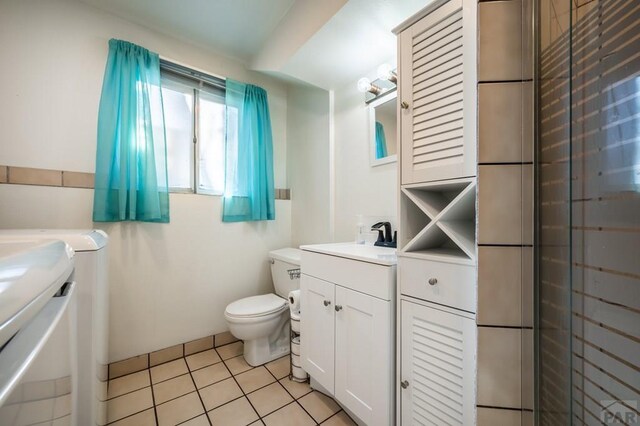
xmin=369 ymin=90 xmax=397 ymax=167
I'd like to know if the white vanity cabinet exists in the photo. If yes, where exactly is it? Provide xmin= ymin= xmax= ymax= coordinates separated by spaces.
xmin=300 ymin=244 xmax=396 ymax=426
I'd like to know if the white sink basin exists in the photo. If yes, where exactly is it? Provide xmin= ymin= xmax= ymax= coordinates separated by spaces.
xmin=299 ymin=242 xmax=397 ymax=266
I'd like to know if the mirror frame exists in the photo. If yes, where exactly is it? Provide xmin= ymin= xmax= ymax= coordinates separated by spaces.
xmin=369 ymin=90 xmax=398 ymax=167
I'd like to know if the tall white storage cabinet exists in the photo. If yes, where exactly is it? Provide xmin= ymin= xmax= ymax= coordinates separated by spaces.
xmin=394 ymin=0 xmax=478 ymax=424
xmin=299 ymin=244 xmax=396 ymax=426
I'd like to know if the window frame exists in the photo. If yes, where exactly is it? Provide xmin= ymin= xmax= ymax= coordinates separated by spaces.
xmin=159 ymin=59 xmax=227 ymax=196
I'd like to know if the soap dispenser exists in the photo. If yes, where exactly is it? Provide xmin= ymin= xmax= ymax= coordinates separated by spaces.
xmin=355 ymin=214 xmax=366 ymax=244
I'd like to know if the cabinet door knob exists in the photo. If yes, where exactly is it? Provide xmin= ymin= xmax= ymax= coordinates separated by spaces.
xmin=401 ymin=101 xmax=409 ymax=109
xmin=335 ymin=305 xmax=343 ymax=312
xmin=401 ymin=380 xmax=409 ymax=389
xmin=428 ymin=278 xmax=438 ymax=286
xmin=323 ymin=300 xmax=331 ymax=306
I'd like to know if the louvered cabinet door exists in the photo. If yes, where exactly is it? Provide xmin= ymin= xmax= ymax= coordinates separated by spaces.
xmin=399 ymin=0 xmax=477 ymax=184
xmin=400 ymin=300 xmax=476 ymax=425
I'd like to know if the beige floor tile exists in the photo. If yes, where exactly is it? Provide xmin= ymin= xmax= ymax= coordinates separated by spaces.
xmin=108 ymin=408 xmax=156 ymax=426
xmin=265 ymin=356 xmax=290 ymax=379
xmin=107 ymin=370 xmax=150 ymax=399
xmin=150 ymin=358 xmax=189 ymax=384
xmin=191 ymin=362 xmax=231 ymax=389
xmin=322 ymin=411 xmax=357 ymax=425
xmin=216 ymin=341 xmax=244 ymax=360
xmin=262 ymin=402 xmax=315 ymax=426
xmin=235 ymin=366 xmax=275 ymax=394
xmin=247 ymin=382 xmax=294 ymax=417
xmin=298 ymin=391 xmax=341 ymax=423
xmin=208 ymin=396 xmax=259 ymax=426
xmin=215 ymin=331 xmax=239 ymax=347
xmin=224 ymin=355 xmax=253 ymax=375
xmin=156 ymin=391 xmax=204 ymax=426
xmin=152 ymin=373 xmax=196 ymax=404
xmin=279 ymin=378 xmax=312 ymax=399
xmin=181 ymin=414 xmax=211 ymax=426
xmin=186 ymin=349 xmax=222 ymax=370
xmin=107 ymin=387 xmax=154 ymax=423
xmin=199 ymin=377 xmax=243 ymax=411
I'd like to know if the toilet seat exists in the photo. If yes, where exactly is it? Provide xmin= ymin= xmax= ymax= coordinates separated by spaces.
xmin=225 ymin=294 xmax=287 ymax=319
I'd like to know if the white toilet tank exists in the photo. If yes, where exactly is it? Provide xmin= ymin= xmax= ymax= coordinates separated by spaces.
xmin=269 ymin=248 xmax=301 ymax=298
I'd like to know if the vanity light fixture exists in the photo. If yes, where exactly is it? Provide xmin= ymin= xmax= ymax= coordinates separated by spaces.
xmin=357 ymin=77 xmax=381 ymax=95
xmin=377 ymin=63 xmax=397 ymax=84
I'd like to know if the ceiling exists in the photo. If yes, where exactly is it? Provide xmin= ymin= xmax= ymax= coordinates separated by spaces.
xmin=79 ymin=0 xmax=430 ymax=90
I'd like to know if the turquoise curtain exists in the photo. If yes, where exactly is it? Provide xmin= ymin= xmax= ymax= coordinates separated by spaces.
xmin=375 ymin=121 xmax=388 ymax=159
xmin=93 ymin=39 xmax=170 ymax=223
xmin=222 ymin=79 xmax=275 ymax=222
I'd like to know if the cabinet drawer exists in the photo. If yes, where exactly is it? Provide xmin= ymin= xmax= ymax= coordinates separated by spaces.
xmin=301 ymin=251 xmax=395 ymax=301
xmin=399 ymin=257 xmax=476 ymax=312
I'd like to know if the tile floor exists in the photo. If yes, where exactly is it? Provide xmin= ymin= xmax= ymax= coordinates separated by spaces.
xmin=106 ymin=341 xmax=357 ymax=426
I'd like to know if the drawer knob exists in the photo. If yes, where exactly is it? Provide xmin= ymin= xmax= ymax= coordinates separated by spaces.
xmin=335 ymin=305 xmax=343 ymax=312
xmin=428 ymin=278 xmax=438 ymax=286
xmin=323 ymin=300 xmax=331 ymax=306
xmin=401 ymin=380 xmax=409 ymax=389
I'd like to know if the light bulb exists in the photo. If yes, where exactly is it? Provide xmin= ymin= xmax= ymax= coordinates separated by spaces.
xmin=377 ymin=63 xmax=397 ymax=83
xmin=357 ymin=77 xmax=372 ymax=93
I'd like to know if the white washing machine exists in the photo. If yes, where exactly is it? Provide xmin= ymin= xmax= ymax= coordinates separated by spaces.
xmin=0 ymin=230 xmax=109 ymax=426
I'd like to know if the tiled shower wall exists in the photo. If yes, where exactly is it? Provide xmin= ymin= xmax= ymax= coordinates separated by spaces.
xmin=476 ymin=0 xmax=534 ymax=424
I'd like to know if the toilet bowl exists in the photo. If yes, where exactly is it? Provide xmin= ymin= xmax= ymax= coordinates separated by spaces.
xmin=224 ymin=248 xmax=301 ymax=366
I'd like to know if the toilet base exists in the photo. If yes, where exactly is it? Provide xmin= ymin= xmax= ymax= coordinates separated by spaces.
xmin=243 ymin=326 xmax=291 ymax=366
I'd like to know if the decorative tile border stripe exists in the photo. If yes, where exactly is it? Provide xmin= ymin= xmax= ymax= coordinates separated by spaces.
xmin=108 ymin=331 xmax=240 ymax=380
xmin=0 ymin=165 xmax=291 ymax=199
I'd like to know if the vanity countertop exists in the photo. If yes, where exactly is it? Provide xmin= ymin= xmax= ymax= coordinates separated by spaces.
xmin=300 ymin=242 xmax=397 ymax=266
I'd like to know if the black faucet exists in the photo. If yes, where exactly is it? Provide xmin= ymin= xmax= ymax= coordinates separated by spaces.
xmin=371 ymin=222 xmax=397 ymax=248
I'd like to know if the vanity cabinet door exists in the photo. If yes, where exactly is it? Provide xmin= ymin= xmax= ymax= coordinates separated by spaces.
xmin=335 ymin=286 xmax=392 ymax=426
xmin=399 ymin=0 xmax=477 ymax=184
xmin=400 ymin=300 xmax=476 ymax=425
xmin=300 ymin=274 xmax=335 ymax=394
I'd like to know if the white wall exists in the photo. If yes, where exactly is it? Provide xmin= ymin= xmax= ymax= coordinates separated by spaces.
xmin=0 ymin=0 xmax=292 ymax=362
xmin=287 ymin=84 xmax=332 ymax=247
xmin=333 ymin=81 xmax=398 ymax=242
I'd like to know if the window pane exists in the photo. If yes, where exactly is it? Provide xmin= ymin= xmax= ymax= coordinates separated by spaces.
xmin=198 ymin=93 xmax=226 ymax=194
xmin=160 ymin=85 xmax=193 ymax=190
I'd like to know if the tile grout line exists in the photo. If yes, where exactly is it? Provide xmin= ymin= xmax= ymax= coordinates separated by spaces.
xmin=185 ymin=356 xmax=214 ymax=426
xmin=215 ymin=345 xmax=264 ymax=424
xmin=262 ymin=360 xmax=319 ymax=425
xmin=147 ymin=368 xmax=160 ymax=426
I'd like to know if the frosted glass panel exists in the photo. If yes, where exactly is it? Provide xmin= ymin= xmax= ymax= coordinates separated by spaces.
xmin=198 ymin=93 xmax=225 ymax=194
xmin=160 ymin=85 xmax=193 ymax=190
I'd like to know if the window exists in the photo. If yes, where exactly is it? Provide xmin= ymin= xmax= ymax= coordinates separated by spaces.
xmin=153 ymin=60 xmax=232 ymax=194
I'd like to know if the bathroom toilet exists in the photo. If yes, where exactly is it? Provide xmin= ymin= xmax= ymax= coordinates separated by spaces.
xmin=224 ymin=248 xmax=301 ymax=366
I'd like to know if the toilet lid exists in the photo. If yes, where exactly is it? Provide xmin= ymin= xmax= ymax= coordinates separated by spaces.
xmin=225 ymin=294 xmax=287 ymax=318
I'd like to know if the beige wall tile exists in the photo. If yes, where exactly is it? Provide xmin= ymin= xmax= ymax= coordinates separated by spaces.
xmin=62 ymin=171 xmax=94 ymax=188
xmin=478 ymin=165 xmax=524 ymax=245
xmin=184 ymin=336 xmax=214 ymax=356
xmin=522 ymin=329 xmax=534 ymax=410
xmin=477 ymin=407 xmax=522 ymax=426
xmin=109 ymin=355 xmax=149 ymax=379
xmin=8 ymin=166 xmax=62 ymax=187
xmin=522 ymin=247 xmax=534 ymax=328
xmin=479 ymin=0 xmax=525 ymax=81
xmin=522 ymin=164 xmax=533 ymax=245
xmin=150 ymin=344 xmax=183 ymax=367
xmin=478 ymin=247 xmax=523 ymax=326
xmin=0 ymin=165 xmax=7 ymax=183
xmin=156 ymin=391 xmax=204 ymax=426
xmin=214 ymin=331 xmax=239 ymax=347
xmin=479 ymin=82 xmax=533 ymax=164
xmin=478 ymin=327 xmax=522 ymax=408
